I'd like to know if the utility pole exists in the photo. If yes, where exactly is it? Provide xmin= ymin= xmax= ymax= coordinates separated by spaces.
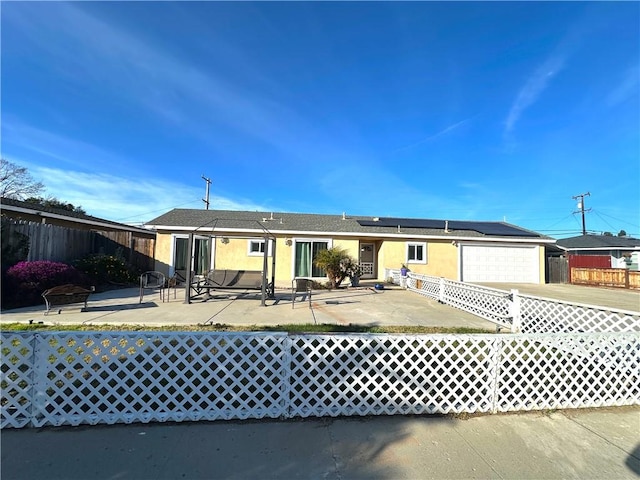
xmin=202 ymin=175 xmax=211 ymax=210
xmin=572 ymin=192 xmax=591 ymax=235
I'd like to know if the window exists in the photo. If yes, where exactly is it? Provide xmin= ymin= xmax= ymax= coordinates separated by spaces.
xmin=248 ymin=239 xmax=273 ymax=256
xmin=294 ymin=240 xmax=329 ymax=277
xmin=406 ymin=242 xmax=427 ymax=264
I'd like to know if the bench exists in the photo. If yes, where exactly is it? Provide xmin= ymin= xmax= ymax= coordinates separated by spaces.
xmin=190 ymin=270 xmax=274 ymax=299
xmin=42 ymin=284 xmax=94 ymax=315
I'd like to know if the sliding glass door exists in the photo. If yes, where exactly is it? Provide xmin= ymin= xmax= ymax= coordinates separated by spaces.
xmin=294 ymin=240 xmax=328 ymax=278
xmin=172 ymin=235 xmax=212 ymax=282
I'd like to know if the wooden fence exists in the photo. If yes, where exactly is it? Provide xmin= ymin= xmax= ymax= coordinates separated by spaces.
xmin=571 ymin=267 xmax=640 ymax=290
xmin=547 ymin=256 xmax=568 ymax=283
xmin=2 ymin=219 xmax=155 ymax=272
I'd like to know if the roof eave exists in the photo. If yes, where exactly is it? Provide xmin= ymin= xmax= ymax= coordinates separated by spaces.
xmin=1 ymin=204 xmax=154 ymax=235
xmin=147 ymin=224 xmax=554 ymax=243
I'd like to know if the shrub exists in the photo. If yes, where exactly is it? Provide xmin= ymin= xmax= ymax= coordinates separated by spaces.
xmin=3 ymin=260 xmax=88 ymax=308
xmin=74 ymin=254 xmax=138 ymax=286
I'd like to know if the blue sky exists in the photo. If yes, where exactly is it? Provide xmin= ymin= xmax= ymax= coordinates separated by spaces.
xmin=2 ymin=2 xmax=638 ymax=238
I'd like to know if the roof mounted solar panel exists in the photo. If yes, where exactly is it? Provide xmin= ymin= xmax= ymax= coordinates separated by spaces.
xmin=358 ymin=218 xmax=445 ymax=229
xmin=357 ymin=218 xmax=540 ymax=237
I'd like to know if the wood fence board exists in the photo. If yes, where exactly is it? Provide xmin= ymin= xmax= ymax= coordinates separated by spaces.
xmin=571 ymin=267 xmax=639 ymax=290
xmin=2 ymin=219 xmax=154 ymax=271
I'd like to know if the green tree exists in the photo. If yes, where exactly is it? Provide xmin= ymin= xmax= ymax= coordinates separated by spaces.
xmin=0 ymin=218 xmax=30 ymax=271
xmin=24 ymin=196 xmax=86 ymax=215
xmin=0 ymin=159 xmax=44 ymax=199
xmin=314 ymin=247 xmax=358 ymax=289
xmin=618 ymin=230 xmax=627 ymax=237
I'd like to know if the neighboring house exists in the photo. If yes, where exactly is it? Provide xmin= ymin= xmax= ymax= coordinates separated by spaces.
xmin=1 ymin=197 xmax=156 ymax=269
xmin=556 ymin=234 xmax=640 ymax=271
xmin=145 ymin=209 xmax=555 ymax=286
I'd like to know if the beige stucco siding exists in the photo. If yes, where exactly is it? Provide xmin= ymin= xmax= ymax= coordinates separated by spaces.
xmin=154 ymin=232 xmax=173 ymax=276
xmin=153 ymin=230 xmax=545 ymax=286
xmin=378 ymin=240 xmax=458 ymax=280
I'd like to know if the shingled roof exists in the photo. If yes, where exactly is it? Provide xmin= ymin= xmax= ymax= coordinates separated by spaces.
xmin=146 ymin=208 xmax=552 ymax=241
xmin=557 ymin=234 xmax=640 ymax=250
xmin=1 ymin=197 xmax=153 ymax=235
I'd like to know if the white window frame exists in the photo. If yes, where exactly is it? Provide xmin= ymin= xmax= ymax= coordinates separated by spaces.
xmin=247 ymin=238 xmax=273 ymax=257
xmin=169 ymin=234 xmax=215 ymax=276
xmin=291 ymin=238 xmax=333 ymax=279
xmin=406 ymin=242 xmax=427 ymax=264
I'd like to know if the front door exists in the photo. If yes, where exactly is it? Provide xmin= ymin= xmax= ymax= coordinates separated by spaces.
xmin=359 ymin=243 xmax=376 ymax=279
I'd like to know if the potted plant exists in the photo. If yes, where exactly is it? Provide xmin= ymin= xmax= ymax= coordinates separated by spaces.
xmin=347 ymin=261 xmax=362 ymax=287
xmin=400 ymin=264 xmax=408 ymax=277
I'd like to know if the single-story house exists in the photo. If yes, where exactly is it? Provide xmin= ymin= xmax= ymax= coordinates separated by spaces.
xmin=145 ymin=209 xmax=555 ymax=287
xmin=556 ymin=234 xmax=640 ymax=271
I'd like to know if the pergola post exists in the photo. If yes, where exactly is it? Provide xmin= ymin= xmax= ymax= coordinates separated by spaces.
xmin=271 ymin=237 xmax=277 ymax=299
xmin=261 ymin=234 xmax=269 ymax=306
xmin=183 ymin=232 xmax=194 ymax=304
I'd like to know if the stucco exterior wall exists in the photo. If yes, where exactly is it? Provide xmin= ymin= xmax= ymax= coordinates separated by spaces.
xmin=153 ymin=231 xmax=543 ymax=286
xmin=538 ymin=245 xmax=545 ymax=283
xmin=378 ymin=240 xmax=458 ymax=280
xmin=154 ymin=232 xmax=173 ymax=276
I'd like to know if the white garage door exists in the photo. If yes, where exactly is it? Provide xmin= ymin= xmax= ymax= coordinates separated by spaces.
xmin=461 ymin=245 xmax=539 ymax=283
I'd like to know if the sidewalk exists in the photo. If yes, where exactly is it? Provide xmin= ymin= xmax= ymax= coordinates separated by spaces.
xmin=2 ymin=407 xmax=638 ymax=479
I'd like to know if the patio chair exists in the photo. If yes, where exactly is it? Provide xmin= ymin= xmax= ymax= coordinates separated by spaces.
xmin=139 ymin=271 xmax=166 ymax=303
xmin=292 ymin=277 xmax=312 ymax=309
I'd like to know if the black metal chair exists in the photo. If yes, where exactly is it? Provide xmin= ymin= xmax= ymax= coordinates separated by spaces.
xmin=291 ymin=277 xmax=313 ymax=309
xmin=139 ymin=271 xmax=166 ymax=303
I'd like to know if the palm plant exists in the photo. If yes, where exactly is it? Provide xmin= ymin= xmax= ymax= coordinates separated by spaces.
xmin=314 ymin=247 xmax=355 ymax=289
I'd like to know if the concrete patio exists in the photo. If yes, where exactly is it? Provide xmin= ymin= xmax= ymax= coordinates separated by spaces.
xmin=0 ymin=282 xmax=497 ymax=330
xmin=2 ymin=281 xmax=637 ymax=329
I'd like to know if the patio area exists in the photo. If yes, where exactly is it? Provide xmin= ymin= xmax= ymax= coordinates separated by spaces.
xmin=0 ymin=282 xmax=497 ymax=330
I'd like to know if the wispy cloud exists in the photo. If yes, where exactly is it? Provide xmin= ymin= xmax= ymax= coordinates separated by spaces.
xmin=21 ymin=165 xmax=267 ymax=223
xmin=606 ymin=64 xmax=640 ymax=107
xmin=393 ymin=117 xmax=473 ymax=153
xmin=2 ymin=120 xmax=134 ymax=173
xmin=3 ymin=3 xmax=326 ymax=160
xmin=504 ymin=53 xmax=567 ymax=135
xmin=2 ymin=122 xmax=270 ymax=222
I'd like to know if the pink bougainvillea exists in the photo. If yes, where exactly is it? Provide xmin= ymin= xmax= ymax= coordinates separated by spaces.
xmin=6 ymin=261 xmax=78 ymax=284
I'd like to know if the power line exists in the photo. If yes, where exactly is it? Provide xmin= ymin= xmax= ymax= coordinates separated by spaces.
xmin=592 ymin=209 xmax=640 ymax=229
xmin=114 ymin=199 xmax=202 ymax=222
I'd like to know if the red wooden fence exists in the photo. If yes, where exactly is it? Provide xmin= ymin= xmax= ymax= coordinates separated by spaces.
xmin=568 ymin=255 xmax=611 ymax=282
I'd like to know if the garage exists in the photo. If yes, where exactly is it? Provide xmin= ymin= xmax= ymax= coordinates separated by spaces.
xmin=460 ymin=244 xmax=540 ymax=283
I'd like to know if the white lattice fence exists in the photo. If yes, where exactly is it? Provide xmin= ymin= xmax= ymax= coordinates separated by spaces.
xmin=1 ymin=333 xmax=35 ymax=428
xmin=520 ymin=295 xmax=640 ymax=334
xmin=441 ymin=281 xmax=512 ymax=327
xmin=287 ymin=334 xmax=499 ymax=418
xmin=396 ymin=272 xmax=639 ymax=334
xmin=406 ymin=273 xmax=440 ymax=299
xmin=496 ymin=333 xmax=640 ymax=411
xmin=2 ymin=331 xmax=638 ymax=429
xmin=3 ymin=332 xmax=288 ymax=428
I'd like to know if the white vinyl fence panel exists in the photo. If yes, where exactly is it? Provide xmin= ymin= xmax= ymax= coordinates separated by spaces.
xmin=2 ymin=331 xmax=638 ymax=429
xmin=386 ymin=269 xmax=640 ymax=334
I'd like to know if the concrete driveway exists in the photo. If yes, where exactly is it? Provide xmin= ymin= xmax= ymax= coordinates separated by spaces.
xmin=477 ymin=282 xmax=640 ymax=312
xmin=0 ymin=283 xmax=498 ymax=330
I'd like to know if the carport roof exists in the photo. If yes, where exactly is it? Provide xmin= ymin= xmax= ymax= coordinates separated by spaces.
xmin=146 ymin=209 xmax=553 ymax=242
